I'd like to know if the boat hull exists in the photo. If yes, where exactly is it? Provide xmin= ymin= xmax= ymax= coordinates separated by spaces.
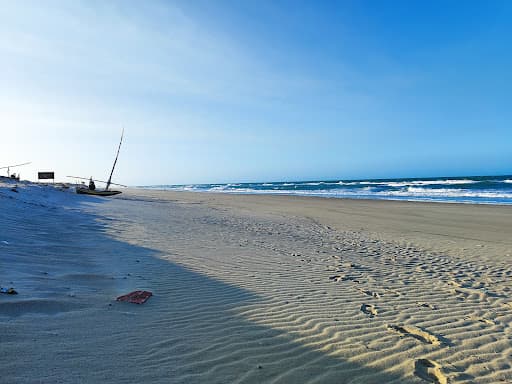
xmin=76 ymin=188 xmax=122 ymax=196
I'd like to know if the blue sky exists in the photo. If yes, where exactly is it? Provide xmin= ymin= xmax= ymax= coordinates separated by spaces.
xmin=1 ymin=0 xmax=511 ymax=185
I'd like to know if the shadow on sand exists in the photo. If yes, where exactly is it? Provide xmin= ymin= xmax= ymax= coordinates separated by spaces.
xmin=0 ymin=191 xmax=419 ymax=384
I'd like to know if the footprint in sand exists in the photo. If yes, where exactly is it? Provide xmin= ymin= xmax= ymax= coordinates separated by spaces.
xmin=478 ymin=318 xmax=496 ymax=325
xmin=474 ymin=317 xmax=496 ymax=326
xmin=360 ymin=303 xmax=377 ymax=317
xmin=358 ymin=288 xmax=381 ymax=299
xmin=447 ymin=280 xmax=462 ymax=288
xmin=414 ymin=359 xmax=448 ymax=384
xmin=387 ymin=324 xmax=441 ymax=346
xmin=417 ymin=302 xmax=437 ymax=310
xmin=453 ymin=286 xmax=495 ymax=301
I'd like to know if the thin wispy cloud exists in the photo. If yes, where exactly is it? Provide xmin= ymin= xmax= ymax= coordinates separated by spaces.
xmin=1 ymin=1 xmax=510 ymax=184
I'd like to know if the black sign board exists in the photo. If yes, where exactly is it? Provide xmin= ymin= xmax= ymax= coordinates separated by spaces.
xmin=38 ymin=172 xmax=55 ymax=180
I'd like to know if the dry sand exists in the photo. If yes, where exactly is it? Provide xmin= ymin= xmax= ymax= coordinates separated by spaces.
xmin=1 ymin=183 xmax=512 ymax=383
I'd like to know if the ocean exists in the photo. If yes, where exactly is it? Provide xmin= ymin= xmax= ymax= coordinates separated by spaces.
xmin=142 ymin=175 xmax=512 ymax=205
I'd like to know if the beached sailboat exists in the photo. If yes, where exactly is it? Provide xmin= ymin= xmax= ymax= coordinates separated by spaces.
xmin=75 ymin=181 xmax=124 ymax=196
xmin=69 ymin=130 xmax=125 ymax=196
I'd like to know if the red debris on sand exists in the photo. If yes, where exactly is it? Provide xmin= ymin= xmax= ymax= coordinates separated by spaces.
xmin=116 ymin=290 xmax=152 ymax=304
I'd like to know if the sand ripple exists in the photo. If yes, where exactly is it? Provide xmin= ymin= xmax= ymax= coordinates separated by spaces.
xmin=100 ymin=194 xmax=512 ymax=383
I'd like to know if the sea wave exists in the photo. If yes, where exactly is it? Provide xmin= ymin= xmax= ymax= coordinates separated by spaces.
xmin=188 ymin=186 xmax=512 ymax=200
xmin=141 ymin=176 xmax=512 ymax=204
xmin=379 ymin=187 xmax=512 ymax=199
xmin=338 ymin=179 xmax=478 ymax=187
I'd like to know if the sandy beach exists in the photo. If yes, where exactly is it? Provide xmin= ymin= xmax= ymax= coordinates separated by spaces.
xmin=1 ymin=182 xmax=512 ymax=383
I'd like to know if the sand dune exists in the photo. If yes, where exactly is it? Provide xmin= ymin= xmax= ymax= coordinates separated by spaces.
xmin=1 ymin=183 xmax=512 ymax=382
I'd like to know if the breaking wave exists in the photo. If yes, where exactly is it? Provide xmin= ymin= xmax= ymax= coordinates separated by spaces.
xmin=142 ymin=175 xmax=512 ymax=205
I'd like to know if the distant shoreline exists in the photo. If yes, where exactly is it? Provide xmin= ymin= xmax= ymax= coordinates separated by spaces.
xmin=137 ymin=187 xmax=512 ymax=206
xmin=137 ymin=174 xmax=512 ymax=205
xmin=124 ymin=187 xmax=512 ymax=262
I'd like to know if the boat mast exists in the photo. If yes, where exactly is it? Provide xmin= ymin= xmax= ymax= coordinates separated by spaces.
xmin=106 ymin=128 xmax=123 ymax=190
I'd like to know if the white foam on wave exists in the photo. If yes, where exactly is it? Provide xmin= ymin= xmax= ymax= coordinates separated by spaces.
xmin=392 ymin=179 xmax=477 ymax=187
xmin=143 ymin=179 xmax=512 ymax=204
xmin=197 ymin=185 xmax=508 ymax=198
xmin=163 ymin=184 xmax=512 ymax=197
xmin=182 ymin=185 xmax=203 ymax=191
xmin=198 ymin=186 xmax=512 ymax=203
xmin=377 ymin=187 xmax=512 ymax=199
xmin=209 ymin=185 xmax=234 ymax=191
xmin=338 ymin=179 xmax=479 ymax=187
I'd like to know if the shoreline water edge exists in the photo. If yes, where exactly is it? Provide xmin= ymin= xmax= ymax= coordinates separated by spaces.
xmin=140 ymin=175 xmax=512 ymax=205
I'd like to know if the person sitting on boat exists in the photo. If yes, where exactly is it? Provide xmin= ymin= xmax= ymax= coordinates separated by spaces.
xmin=89 ymin=177 xmax=96 ymax=191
